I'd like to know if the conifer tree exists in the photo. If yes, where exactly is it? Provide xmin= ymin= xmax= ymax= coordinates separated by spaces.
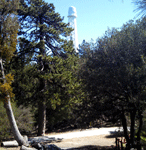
xmin=0 ymin=0 xmax=26 ymax=145
xmin=134 ymin=0 xmax=146 ymax=17
xmin=17 ymin=0 xmax=80 ymax=135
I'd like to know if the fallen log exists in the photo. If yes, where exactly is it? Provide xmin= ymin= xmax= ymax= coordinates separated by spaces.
xmin=1 ymin=140 xmax=19 ymax=147
xmin=29 ymin=136 xmax=63 ymax=144
xmin=1 ymin=135 xmax=29 ymax=147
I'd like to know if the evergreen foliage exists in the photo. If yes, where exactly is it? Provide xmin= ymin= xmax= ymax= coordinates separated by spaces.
xmin=79 ymin=18 xmax=146 ymax=149
xmin=15 ymin=0 xmax=82 ymax=135
xmin=0 ymin=74 xmax=14 ymax=102
xmin=18 ymin=0 xmax=72 ymax=55
xmin=133 ymin=0 xmax=146 ymax=17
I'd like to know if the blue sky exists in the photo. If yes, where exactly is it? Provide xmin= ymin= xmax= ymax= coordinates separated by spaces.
xmin=45 ymin=0 xmax=140 ymax=45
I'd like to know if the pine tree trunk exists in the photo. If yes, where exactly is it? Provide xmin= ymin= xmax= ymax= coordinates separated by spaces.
xmin=37 ymin=76 xmax=46 ymax=136
xmin=37 ymin=101 xmax=46 ymax=136
xmin=130 ymin=110 xmax=136 ymax=148
xmin=0 ymin=58 xmax=26 ymax=146
xmin=37 ymin=26 xmax=46 ymax=136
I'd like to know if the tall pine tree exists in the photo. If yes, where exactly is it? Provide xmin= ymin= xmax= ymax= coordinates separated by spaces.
xmin=17 ymin=0 xmax=80 ymax=135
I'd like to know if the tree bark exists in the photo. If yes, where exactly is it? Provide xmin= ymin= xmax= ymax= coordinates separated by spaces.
xmin=137 ymin=110 xmax=143 ymax=150
xmin=37 ymin=22 xmax=46 ymax=135
xmin=37 ymin=101 xmax=46 ymax=136
xmin=0 ymin=59 xmax=26 ymax=146
xmin=4 ymin=100 xmax=27 ymax=145
xmin=130 ymin=110 xmax=136 ymax=148
xmin=2 ymin=140 xmax=18 ymax=147
xmin=121 ymin=109 xmax=130 ymax=149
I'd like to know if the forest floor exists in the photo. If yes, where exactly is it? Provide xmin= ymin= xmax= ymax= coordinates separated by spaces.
xmin=0 ymin=135 xmax=116 ymax=150
xmin=0 ymin=127 xmax=122 ymax=150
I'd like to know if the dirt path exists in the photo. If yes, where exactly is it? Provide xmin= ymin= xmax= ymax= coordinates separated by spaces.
xmin=0 ymin=128 xmax=119 ymax=149
xmin=45 ymin=128 xmax=117 ymax=148
xmin=0 ymin=134 xmax=116 ymax=150
xmin=50 ymin=134 xmax=116 ymax=148
xmin=46 ymin=127 xmax=119 ymax=139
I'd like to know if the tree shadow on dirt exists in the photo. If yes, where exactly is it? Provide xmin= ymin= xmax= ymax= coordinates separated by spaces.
xmin=66 ymin=145 xmax=116 ymax=150
xmin=105 ymin=131 xmax=124 ymax=138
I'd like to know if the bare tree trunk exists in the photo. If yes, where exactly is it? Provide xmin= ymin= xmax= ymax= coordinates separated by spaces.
xmin=0 ymin=58 xmax=26 ymax=146
xmin=37 ymin=101 xmax=46 ymax=136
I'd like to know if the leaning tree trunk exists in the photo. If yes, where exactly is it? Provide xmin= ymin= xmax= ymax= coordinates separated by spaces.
xmin=0 ymin=58 xmax=26 ymax=146
xmin=4 ymin=100 xmax=26 ymax=145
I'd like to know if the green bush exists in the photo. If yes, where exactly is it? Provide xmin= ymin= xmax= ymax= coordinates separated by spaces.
xmin=0 ymin=101 xmax=34 ymax=142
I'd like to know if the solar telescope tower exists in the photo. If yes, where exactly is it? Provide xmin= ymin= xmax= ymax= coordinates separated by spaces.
xmin=68 ymin=6 xmax=78 ymax=52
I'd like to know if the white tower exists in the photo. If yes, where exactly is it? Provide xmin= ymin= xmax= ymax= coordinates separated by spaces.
xmin=68 ymin=6 xmax=78 ymax=52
